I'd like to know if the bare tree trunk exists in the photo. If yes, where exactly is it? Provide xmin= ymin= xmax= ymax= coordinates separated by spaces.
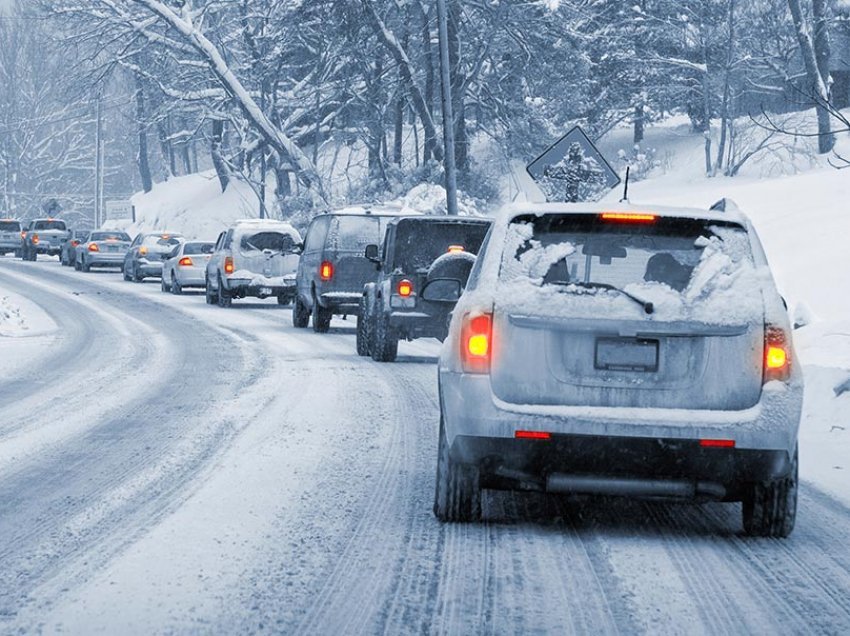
xmin=633 ymin=104 xmax=645 ymax=144
xmin=447 ymin=0 xmax=468 ymax=182
xmin=134 ymin=77 xmax=153 ymax=193
xmin=788 ymin=0 xmax=834 ymax=153
xmin=416 ymin=1 xmax=436 ymax=162
xmin=714 ymin=0 xmax=735 ymax=176
xmin=211 ymin=119 xmax=230 ymax=193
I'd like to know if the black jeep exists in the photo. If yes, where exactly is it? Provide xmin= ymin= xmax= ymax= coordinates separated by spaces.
xmin=358 ymin=215 xmax=492 ymax=362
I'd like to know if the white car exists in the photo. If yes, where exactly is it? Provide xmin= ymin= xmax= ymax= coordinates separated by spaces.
xmin=161 ymin=241 xmax=215 ymax=295
xmin=434 ymin=201 xmax=802 ymax=538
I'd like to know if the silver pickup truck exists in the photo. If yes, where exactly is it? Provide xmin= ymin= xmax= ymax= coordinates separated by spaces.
xmin=21 ymin=218 xmax=70 ymax=261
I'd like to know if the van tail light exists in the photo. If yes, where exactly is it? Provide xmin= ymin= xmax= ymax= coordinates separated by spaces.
xmin=32 ymin=234 xmax=39 ymax=245
xmin=397 ymin=279 xmax=413 ymax=297
xmin=88 ymin=243 xmax=100 ymax=252
xmin=178 ymin=257 xmax=193 ymax=267
xmin=320 ymin=261 xmax=334 ymax=281
xmin=461 ymin=312 xmax=492 ymax=374
xmin=763 ymin=324 xmax=790 ymax=383
xmin=139 ymin=246 xmax=148 ymax=256
xmin=224 ymin=256 xmax=234 ymax=274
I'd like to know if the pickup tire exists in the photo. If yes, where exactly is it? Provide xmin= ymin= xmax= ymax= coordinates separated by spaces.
xmin=312 ymin=300 xmax=332 ymax=333
xmin=292 ymin=296 xmax=310 ymax=328
xmin=370 ymin=308 xmax=398 ymax=362
xmin=433 ymin=415 xmax=481 ymax=522
xmin=742 ymin=446 xmax=798 ymax=538
xmin=356 ymin=296 xmax=372 ymax=356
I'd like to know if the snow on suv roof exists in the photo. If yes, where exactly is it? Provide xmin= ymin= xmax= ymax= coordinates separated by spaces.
xmin=498 ymin=200 xmax=749 ymax=226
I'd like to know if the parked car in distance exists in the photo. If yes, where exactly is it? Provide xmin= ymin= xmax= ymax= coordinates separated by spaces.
xmin=0 ymin=219 xmax=22 ymax=257
xmin=433 ymin=202 xmax=803 ymax=538
xmin=61 ymin=230 xmax=91 ymax=267
xmin=294 ymin=204 xmax=405 ymax=332
xmin=21 ymin=218 xmax=70 ymax=261
xmin=76 ymin=230 xmax=132 ymax=272
xmin=123 ymin=232 xmax=184 ymax=282
xmin=206 ymin=220 xmax=302 ymax=308
xmin=162 ymin=241 xmax=215 ymax=295
xmin=359 ymin=215 xmax=492 ymax=361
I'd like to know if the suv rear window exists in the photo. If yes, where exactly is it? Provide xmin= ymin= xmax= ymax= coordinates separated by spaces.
xmin=184 ymin=242 xmax=214 ymax=255
xmin=143 ymin=234 xmax=182 ymax=247
xmin=328 ymin=216 xmax=388 ymax=251
xmin=0 ymin=221 xmax=20 ymax=232
xmin=240 ymin=231 xmax=298 ymax=253
xmin=33 ymin=220 xmax=66 ymax=231
xmin=392 ymin=220 xmax=490 ymax=272
xmin=499 ymin=213 xmax=760 ymax=323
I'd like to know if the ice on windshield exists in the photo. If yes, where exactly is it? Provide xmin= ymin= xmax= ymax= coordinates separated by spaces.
xmin=240 ymin=231 xmax=297 ymax=253
xmin=327 ymin=216 xmax=386 ymax=251
xmin=499 ymin=215 xmax=765 ymax=324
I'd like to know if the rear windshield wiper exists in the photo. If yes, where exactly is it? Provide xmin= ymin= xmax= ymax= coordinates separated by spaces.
xmin=549 ymin=281 xmax=654 ymax=314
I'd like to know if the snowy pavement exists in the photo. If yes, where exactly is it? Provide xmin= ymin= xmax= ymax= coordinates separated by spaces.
xmin=0 ymin=256 xmax=849 ymax=634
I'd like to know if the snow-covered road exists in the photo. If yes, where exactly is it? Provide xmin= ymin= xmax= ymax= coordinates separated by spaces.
xmin=1 ymin=257 xmax=849 ymax=634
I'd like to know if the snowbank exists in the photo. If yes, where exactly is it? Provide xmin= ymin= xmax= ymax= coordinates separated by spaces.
xmin=0 ymin=288 xmax=55 ymax=338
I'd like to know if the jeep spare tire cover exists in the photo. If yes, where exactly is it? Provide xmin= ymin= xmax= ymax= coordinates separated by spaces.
xmin=426 ymin=250 xmax=477 ymax=285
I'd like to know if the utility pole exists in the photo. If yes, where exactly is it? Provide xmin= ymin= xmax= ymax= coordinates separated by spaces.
xmin=436 ymin=0 xmax=458 ymax=216
xmin=94 ymin=96 xmax=103 ymax=228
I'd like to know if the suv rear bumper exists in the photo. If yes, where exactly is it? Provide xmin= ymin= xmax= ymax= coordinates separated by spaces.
xmin=440 ymin=371 xmax=802 ymax=493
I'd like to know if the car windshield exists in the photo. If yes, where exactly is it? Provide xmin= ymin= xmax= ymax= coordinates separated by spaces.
xmin=0 ymin=221 xmax=20 ymax=232
xmin=240 ymin=231 xmax=297 ymax=253
xmin=143 ymin=234 xmax=182 ymax=247
xmin=329 ymin=216 xmax=390 ymax=251
xmin=184 ymin=242 xmax=214 ymax=255
xmin=499 ymin=213 xmax=760 ymax=324
xmin=33 ymin=220 xmax=66 ymax=231
xmin=392 ymin=220 xmax=490 ymax=272
xmin=91 ymin=232 xmax=130 ymax=242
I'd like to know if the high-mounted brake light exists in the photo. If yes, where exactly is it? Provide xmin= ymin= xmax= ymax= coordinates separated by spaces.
xmin=32 ymin=234 xmax=39 ymax=245
xmin=763 ymin=325 xmax=790 ymax=382
xmin=516 ymin=430 xmax=551 ymax=440
xmin=88 ymin=243 xmax=99 ymax=252
xmin=397 ymin=279 xmax=413 ymax=297
xmin=224 ymin=256 xmax=234 ymax=274
xmin=700 ymin=439 xmax=735 ymax=448
xmin=320 ymin=261 xmax=334 ymax=281
xmin=461 ymin=312 xmax=493 ymax=374
xmin=600 ymin=212 xmax=657 ymax=223
xmin=448 ymin=245 xmax=465 ymax=254
xmin=139 ymin=246 xmax=148 ymax=256
xmin=178 ymin=257 xmax=193 ymax=267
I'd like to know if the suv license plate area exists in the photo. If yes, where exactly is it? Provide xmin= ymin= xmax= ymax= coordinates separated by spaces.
xmin=594 ymin=337 xmax=659 ymax=372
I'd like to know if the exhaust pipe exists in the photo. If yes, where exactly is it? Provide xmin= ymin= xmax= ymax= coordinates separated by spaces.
xmin=546 ymin=474 xmax=726 ymax=500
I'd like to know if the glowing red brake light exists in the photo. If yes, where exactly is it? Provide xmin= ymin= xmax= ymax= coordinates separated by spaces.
xmin=700 ymin=439 xmax=735 ymax=448
xmin=320 ymin=261 xmax=333 ymax=281
xmin=763 ymin=325 xmax=790 ymax=382
xmin=88 ymin=243 xmax=99 ymax=252
xmin=397 ymin=279 xmax=413 ymax=297
xmin=71 ymin=240 xmax=80 ymax=247
xmin=224 ymin=256 xmax=234 ymax=274
xmin=32 ymin=234 xmax=39 ymax=245
xmin=178 ymin=257 xmax=193 ymax=267
xmin=600 ymin=212 xmax=657 ymax=223
xmin=461 ymin=312 xmax=492 ymax=374
xmin=516 ymin=430 xmax=551 ymax=440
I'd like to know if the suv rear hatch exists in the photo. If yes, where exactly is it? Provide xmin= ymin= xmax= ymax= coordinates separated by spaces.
xmin=489 ymin=213 xmax=765 ymax=411
xmin=236 ymin=229 xmax=300 ymax=281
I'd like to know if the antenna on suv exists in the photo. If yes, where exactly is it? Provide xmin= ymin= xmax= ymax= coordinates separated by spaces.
xmin=619 ymin=166 xmax=630 ymax=203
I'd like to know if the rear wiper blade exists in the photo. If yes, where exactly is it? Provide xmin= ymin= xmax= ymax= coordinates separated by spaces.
xmin=550 ymin=281 xmax=654 ymax=314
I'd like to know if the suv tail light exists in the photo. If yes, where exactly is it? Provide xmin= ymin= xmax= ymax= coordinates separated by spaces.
xmin=397 ymin=279 xmax=413 ymax=297
xmin=88 ymin=243 xmax=100 ymax=252
xmin=320 ymin=261 xmax=334 ymax=281
xmin=763 ymin=324 xmax=790 ymax=383
xmin=179 ymin=257 xmax=193 ymax=267
xmin=32 ymin=234 xmax=39 ymax=245
xmin=224 ymin=256 xmax=234 ymax=274
xmin=461 ymin=312 xmax=492 ymax=374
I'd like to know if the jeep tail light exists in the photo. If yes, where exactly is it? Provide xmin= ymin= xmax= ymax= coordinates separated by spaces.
xmin=179 ymin=257 xmax=193 ymax=267
xmin=139 ymin=246 xmax=148 ymax=256
xmin=320 ymin=261 xmax=333 ymax=281
xmin=32 ymin=234 xmax=39 ymax=245
xmin=88 ymin=243 xmax=99 ymax=252
xmin=397 ymin=279 xmax=413 ymax=297
xmin=764 ymin=324 xmax=790 ymax=383
xmin=461 ymin=312 xmax=492 ymax=374
xmin=224 ymin=256 xmax=234 ymax=274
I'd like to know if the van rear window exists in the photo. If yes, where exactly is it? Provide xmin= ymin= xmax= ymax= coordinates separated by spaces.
xmin=329 ymin=216 xmax=386 ymax=251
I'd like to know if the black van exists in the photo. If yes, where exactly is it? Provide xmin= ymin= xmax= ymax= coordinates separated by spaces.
xmin=294 ymin=206 xmax=405 ymax=332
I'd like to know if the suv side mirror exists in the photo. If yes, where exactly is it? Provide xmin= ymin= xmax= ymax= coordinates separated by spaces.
xmin=421 ymin=278 xmax=463 ymax=303
xmin=365 ymin=244 xmax=380 ymax=262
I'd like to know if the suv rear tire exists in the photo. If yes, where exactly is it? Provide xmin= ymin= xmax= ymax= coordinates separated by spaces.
xmin=205 ymin=277 xmax=218 ymax=305
xmin=292 ymin=296 xmax=310 ymax=328
xmin=370 ymin=308 xmax=398 ymax=362
xmin=434 ymin=415 xmax=481 ymax=522
xmin=217 ymin=276 xmax=232 ymax=307
xmin=312 ymin=300 xmax=332 ymax=333
xmin=356 ymin=296 xmax=371 ymax=356
xmin=742 ymin=446 xmax=798 ymax=538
